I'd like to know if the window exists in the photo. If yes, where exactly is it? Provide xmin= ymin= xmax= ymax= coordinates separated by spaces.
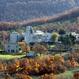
xmin=11 ymin=50 xmax=15 ymax=53
xmin=19 ymin=48 xmax=21 ymax=50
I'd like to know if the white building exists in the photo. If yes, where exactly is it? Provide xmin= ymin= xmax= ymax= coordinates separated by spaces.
xmin=24 ymin=26 xmax=52 ymax=44
xmin=71 ymin=32 xmax=79 ymax=42
xmin=5 ymin=31 xmax=20 ymax=53
xmin=5 ymin=26 xmax=52 ymax=53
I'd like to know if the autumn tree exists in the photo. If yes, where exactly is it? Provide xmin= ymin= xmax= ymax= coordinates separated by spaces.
xmin=51 ymin=32 xmax=59 ymax=43
xmin=2 ymin=31 xmax=9 ymax=43
xmin=0 ymin=62 xmax=4 ymax=72
xmin=5 ymin=74 xmax=12 ymax=79
xmin=54 ymin=54 xmax=65 ymax=64
xmin=40 ymin=73 xmax=57 ymax=79
xmin=73 ymin=72 xmax=79 ymax=79
xmin=32 ymin=43 xmax=48 ymax=55
xmin=18 ymin=42 xmax=30 ymax=53
xmin=16 ymin=74 xmax=32 ymax=79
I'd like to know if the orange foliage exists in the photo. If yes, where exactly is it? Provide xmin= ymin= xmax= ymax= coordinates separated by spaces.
xmin=16 ymin=74 xmax=32 ymax=79
xmin=32 ymin=44 xmax=47 ymax=54
xmin=18 ymin=42 xmax=30 ymax=52
xmin=40 ymin=73 xmax=57 ymax=79
xmin=0 ymin=62 xmax=4 ymax=72
xmin=0 ymin=52 xmax=79 ymax=78
xmin=73 ymin=72 xmax=79 ymax=79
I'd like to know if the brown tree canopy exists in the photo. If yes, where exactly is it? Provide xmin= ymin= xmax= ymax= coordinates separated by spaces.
xmin=18 ymin=42 xmax=30 ymax=53
xmin=32 ymin=43 xmax=48 ymax=54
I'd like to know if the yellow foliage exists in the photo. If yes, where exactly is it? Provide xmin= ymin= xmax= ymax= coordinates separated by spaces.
xmin=54 ymin=54 xmax=61 ymax=61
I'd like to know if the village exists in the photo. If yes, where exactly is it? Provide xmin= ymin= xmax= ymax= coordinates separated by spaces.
xmin=1 ymin=0 xmax=79 ymax=79
xmin=0 ymin=26 xmax=79 ymax=79
xmin=0 ymin=26 xmax=78 ymax=56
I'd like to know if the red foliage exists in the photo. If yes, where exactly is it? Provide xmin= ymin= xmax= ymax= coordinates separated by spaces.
xmin=74 ymin=72 xmax=79 ymax=79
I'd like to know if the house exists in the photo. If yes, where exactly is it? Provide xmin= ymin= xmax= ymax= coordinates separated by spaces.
xmin=5 ymin=31 xmax=20 ymax=53
xmin=71 ymin=32 xmax=79 ymax=42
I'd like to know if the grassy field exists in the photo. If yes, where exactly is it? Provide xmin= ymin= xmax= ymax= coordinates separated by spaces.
xmin=0 ymin=54 xmax=25 ymax=60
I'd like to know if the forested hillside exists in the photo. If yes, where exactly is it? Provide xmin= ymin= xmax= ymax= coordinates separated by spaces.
xmin=0 ymin=0 xmax=79 ymax=21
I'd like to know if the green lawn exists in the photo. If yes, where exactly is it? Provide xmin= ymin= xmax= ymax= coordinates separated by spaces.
xmin=0 ymin=54 xmax=25 ymax=60
xmin=57 ymin=71 xmax=73 ymax=79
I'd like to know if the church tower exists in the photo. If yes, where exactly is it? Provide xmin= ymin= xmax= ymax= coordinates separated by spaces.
xmin=25 ymin=26 xmax=34 ymax=44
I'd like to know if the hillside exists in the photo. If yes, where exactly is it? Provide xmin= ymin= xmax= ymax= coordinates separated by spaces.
xmin=0 ymin=0 xmax=79 ymax=21
xmin=0 ymin=7 xmax=79 ymax=31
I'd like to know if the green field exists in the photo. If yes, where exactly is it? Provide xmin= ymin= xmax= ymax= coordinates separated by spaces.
xmin=0 ymin=54 xmax=25 ymax=60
